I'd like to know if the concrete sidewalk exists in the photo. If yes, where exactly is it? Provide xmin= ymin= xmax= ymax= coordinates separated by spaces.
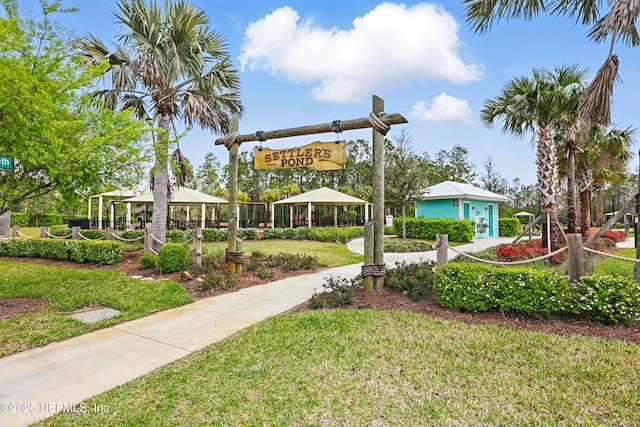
xmin=0 ymin=236 xmax=513 ymax=426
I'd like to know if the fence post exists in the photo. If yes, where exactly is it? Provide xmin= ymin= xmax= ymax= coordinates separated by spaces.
xmin=363 ymin=221 xmax=374 ymax=292
xmin=436 ymin=234 xmax=448 ymax=267
xmin=72 ymin=226 xmax=80 ymax=240
xmin=105 ymin=226 xmax=114 ymax=241
xmin=40 ymin=226 xmax=48 ymax=238
xmin=12 ymin=225 xmax=19 ymax=238
xmin=194 ymin=227 xmax=202 ymax=266
xmin=567 ymin=233 xmax=583 ymax=281
xmin=235 ymin=237 xmax=243 ymax=274
xmin=144 ymin=223 xmax=152 ymax=254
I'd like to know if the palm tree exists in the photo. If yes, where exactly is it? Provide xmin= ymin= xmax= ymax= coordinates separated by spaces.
xmin=481 ymin=65 xmax=586 ymax=250
xmin=78 ymin=0 xmax=243 ymax=249
xmin=582 ymin=126 xmax=635 ymax=226
xmin=465 ymin=0 xmax=639 ymax=128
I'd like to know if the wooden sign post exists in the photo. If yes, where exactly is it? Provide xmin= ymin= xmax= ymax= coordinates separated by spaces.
xmin=217 ymin=96 xmax=407 ymax=291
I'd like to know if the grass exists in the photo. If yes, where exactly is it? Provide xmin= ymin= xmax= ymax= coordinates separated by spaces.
xmin=203 ymin=240 xmax=363 ymax=266
xmin=594 ymin=248 xmax=636 ymax=277
xmin=36 ymin=309 xmax=640 ymax=426
xmin=0 ymin=262 xmax=193 ymax=357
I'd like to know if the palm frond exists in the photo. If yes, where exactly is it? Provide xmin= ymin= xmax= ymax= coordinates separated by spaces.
xmin=464 ymin=0 xmax=548 ymax=33
xmin=588 ymin=0 xmax=640 ymax=47
xmin=171 ymin=146 xmax=193 ymax=188
xmin=578 ymin=54 xmax=619 ymax=126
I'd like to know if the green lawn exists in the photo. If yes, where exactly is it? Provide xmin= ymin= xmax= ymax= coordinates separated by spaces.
xmin=36 ymin=309 xmax=640 ymax=426
xmin=0 ymin=262 xmax=193 ymax=357
xmin=594 ymin=248 xmax=636 ymax=277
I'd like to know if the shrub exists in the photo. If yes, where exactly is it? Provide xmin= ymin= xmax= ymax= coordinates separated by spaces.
xmin=10 ymin=212 xmax=31 ymax=227
xmin=139 ymin=253 xmax=157 ymax=269
xmin=385 ymin=260 xmax=436 ymax=301
xmin=602 ymin=230 xmax=627 ymax=243
xmin=496 ymin=239 xmax=566 ymax=264
xmin=0 ymin=238 xmax=124 ymax=264
xmin=308 ymin=276 xmax=359 ymax=309
xmin=201 ymin=228 xmax=226 ymax=242
xmin=384 ymin=239 xmax=432 ymax=253
xmin=78 ymin=230 xmax=106 ymax=240
xmin=198 ymin=271 xmax=237 ymax=292
xmin=574 ymin=275 xmax=640 ymax=324
xmin=238 ymin=228 xmax=258 ymax=240
xmin=114 ymin=230 xmax=145 ymax=241
xmin=498 ymin=217 xmax=520 ymax=236
xmin=37 ymin=213 xmax=64 ymax=226
xmin=433 ymin=263 xmax=575 ymax=315
xmin=156 ymin=244 xmax=189 ymax=273
xmin=266 ymin=253 xmax=318 ymax=271
xmin=166 ymin=229 xmax=193 ymax=244
xmin=393 ymin=217 xmax=475 ymax=242
xmin=49 ymin=225 xmax=72 ymax=238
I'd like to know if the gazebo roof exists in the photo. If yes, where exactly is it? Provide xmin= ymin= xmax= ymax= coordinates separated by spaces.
xmin=120 ymin=187 xmax=227 ymax=205
xmin=419 ymin=181 xmax=509 ymax=202
xmin=273 ymin=187 xmax=368 ymax=206
xmin=514 ymin=211 xmax=536 ymax=217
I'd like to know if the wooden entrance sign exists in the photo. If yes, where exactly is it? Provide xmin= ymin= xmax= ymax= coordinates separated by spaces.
xmin=254 ymin=141 xmax=346 ymax=171
xmin=217 ymin=95 xmax=407 ymax=290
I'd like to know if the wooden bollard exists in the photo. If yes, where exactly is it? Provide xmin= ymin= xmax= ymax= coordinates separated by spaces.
xmin=436 ymin=234 xmax=448 ymax=267
xmin=567 ymin=233 xmax=583 ymax=281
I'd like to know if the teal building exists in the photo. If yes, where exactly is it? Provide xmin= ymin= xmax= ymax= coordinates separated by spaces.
xmin=415 ymin=181 xmax=510 ymax=239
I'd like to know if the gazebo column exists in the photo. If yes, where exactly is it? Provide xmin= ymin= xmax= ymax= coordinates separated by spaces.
xmin=186 ymin=206 xmax=190 ymax=223
xmin=98 ymin=196 xmax=103 ymax=230
xmin=365 ymin=203 xmax=369 ymax=223
xmin=334 ymin=206 xmax=338 ymax=227
xmin=110 ymin=202 xmax=115 ymax=229
xmin=307 ymin=202 xmax=312 ymax=228
xmin=88 ymin=198 xmax=92 ymax=228
xmin=289 ymin=206 xmax=293 ymax=228
xmin=270 ymin=203 xmax=275 ymax=228
xmin=201 ymin=204 xmax=206 ymax=229
xmin=126 ymin=203 xmax=132 ymax=230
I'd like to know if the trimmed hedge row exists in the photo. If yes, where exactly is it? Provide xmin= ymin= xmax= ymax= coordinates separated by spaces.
xmin=0 ymin=238 xmax=124 ymax=264
xmin=261 ymin=226 xmax=364 ymax=243
xmin=433 ymin=263 xmax=640 ymax=324
xmin=392 ymin=217 xmax=475 ymax=242
xmin=10 ymin=213 xmax=64 ymax=227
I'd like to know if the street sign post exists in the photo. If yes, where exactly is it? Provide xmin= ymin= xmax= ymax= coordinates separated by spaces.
xmin=0 ymin=156 xmax=12 ymax=169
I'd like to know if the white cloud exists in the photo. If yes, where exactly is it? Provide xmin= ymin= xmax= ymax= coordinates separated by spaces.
xmin=410 ymin=93 xmax=474 ymax=124
xmin=239 ymin=3 xmax=483 ymax=103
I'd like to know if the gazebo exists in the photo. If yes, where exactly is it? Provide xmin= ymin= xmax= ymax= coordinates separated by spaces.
xmin=116 ymin=187 xmax=228 ymax=230
xmin=272 ymin=187 xmax=370 ymax=228
xmin=88 ymin=185 xmax=149 ymax=229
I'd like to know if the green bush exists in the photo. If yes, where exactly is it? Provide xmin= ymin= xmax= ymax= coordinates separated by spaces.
xmin=574 ymin=276 xmax=640 ymax=324
xmin=166 ymin=229 xmax=193 ymax=244
xmin=393 ymin=217 xmax=475 ymax=242
xmin=37 ymin=213 xmax=64 ymax=226
xmin=114 ymin=230 xmax=145 ymax=241
xmin=308 ymin=276 xmax=359 ymax=309
xmin=49 ymin=225 xmax=72 ymax=238
xmin=433 ymin=263 xmax=575 ymax=315
xmin=498 ymin=217 xmax=520 ymax=236
xmin=385 ymin=260 xmax=436 ymax=301
xmin=238 ymin=228 xmax=258 ymax=240
xmin=78 ymin=230 xmax=106 ymax=240
xmin=139 ymin=253 xmax=158 ymax=269
xmin=0 ymin=238 xmax=124 ymax=264
xmin=261 ymin=227 xmax=364 ymax=243
xmin=10 ymin=212 xmax=31 ymax=227
xmin=384 ymin=238 xmax=432 ymax=253
xmin=201 ymin=228 xmax=226 ymax=242
xmin=157 ymin=243 xmax=189 ymax=273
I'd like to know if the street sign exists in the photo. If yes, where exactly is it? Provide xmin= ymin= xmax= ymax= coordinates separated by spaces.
xmin=0 ymin=156 xmax=12 ymax=170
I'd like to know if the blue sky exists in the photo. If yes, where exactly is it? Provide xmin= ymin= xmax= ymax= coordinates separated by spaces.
xmin=19 ymin=0 xmax=640 ymax=185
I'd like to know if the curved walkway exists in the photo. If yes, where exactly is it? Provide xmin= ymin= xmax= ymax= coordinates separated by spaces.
xmin=0 ymin=236 xmax=513 ymax=426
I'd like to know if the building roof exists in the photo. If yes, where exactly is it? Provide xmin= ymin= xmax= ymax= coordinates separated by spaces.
xmin=419 ymin=181 xmax=510 ymax=202
xmin=120 ymin=187 xmax=227 ymax=205
xmin=273 ymin=187 xmax=368 ymax=206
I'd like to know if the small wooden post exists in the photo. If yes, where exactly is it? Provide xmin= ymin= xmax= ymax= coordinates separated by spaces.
xmin=235 ymin=237 xmax=243 ymax=274
xmin=372 ymin=95 xmax=385 ymax=291
xmin=144 ymin=223 xmax=152 ymax=254
xmin=194 ymin=227 xmax=202 ymax=266
xmin=436 ymin=234 xmax=448 ymax=267
xmin=40 ymin=226 xmax=48 ymax=239
xmin=72 ymin=226 xmax=80 ymax=240
xmin=363 ymin=221 xmax=374 ymax=292
xmin=567 ymin=233 xmax=583 ymax=281
xmin=105 ymin=226 xmax=114 ymax=241
xmin=12 ymin=225 xmax=19 ymax=238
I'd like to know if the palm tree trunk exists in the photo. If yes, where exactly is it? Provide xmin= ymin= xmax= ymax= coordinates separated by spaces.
xmin=0 ymin=209 xmax=10 ymax=237
xmin=537 ymin=124 xmax=562 ymax=250
xmin=565 ymin=127 xmax=577 ymax=233
xmin=577 ymin=163 xmax=593 ymax=238
xmin=595 ymin=183 xmax=605 ymax=227
xmin=152 ymin=114 xmax=170 ymax=251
